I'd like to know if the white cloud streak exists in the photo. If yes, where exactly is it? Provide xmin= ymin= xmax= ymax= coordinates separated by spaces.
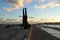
xmin=26 ymin=0 xmax=32 ymax=3
xmin=39 ymin=0 xmax=44 ymax=2
xmin=0 ymin=16 xmax=41 ymax=24
xmin=34 ymin=4 xmax=47 ymax=9
xmin=0 ymin=17 xmax=59 ymax=24
xmin=2 ymin=7 xmax=12 ymax=12
xmin=35 ymin=1 xmax=60 ymax=9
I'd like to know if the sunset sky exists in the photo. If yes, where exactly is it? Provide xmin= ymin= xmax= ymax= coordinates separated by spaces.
xmin=0 ymin=0 xmax=60 ymax=23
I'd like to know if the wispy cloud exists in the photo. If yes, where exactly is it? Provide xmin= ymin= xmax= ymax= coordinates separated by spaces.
xmin=0 ymin=16 xmax=60 ymax=23
xmin=39 ymin=0 xmax=44 ymax=2
xmin=2 ymin=0 xmax=24 ymax=11
xmin=26 ymin=0 xmax=32 ymax=3
xmin=55 ymin=2 xmax=60 ymax=6
xmin=34 ymin=1 xmax=60 ymax=9
xmin=2 ymin=7 xmax=12 ymax=12
xmin=40 ymin=18 xmax=55 ymax=22
xmin=48 ymin=2 xmax=55 ymax=8
xmin=2 ymin=0 xmax=33 ymax=12
xmin=34 ymin=4 xmax=47 ymax=9
xmin=2 ymin=14 xmax=7 ymax=17
xmin=2 ymin=0 xmax=60 ymax=11
xmin=0 ymin=16 xmax=40 ymax=24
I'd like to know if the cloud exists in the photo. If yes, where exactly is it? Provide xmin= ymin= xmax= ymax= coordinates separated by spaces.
xmin=0 ymin=16 xmax=40 ymax=24
xmin=11 ymin=0 xmax=24 ymax=9
xmin=39 ymin=18 xmax=56 ymax=23
xmin=16 ymin=16 xmax=40 ymax=24
xmin=2 ymin=7 xmax=12 ymax=12
xmin=26 ymin=0 xmax=32 ymax=3
xmin=0 ymin=16 xmax=60 ymax=24
xmin=39 ymin=0 xmax=44 ymax=2
xmin=2 ymin=0 xmax=33 ymax=11
xmin=6 ymin=19 xmax=16 ymax=22
xmin=2 ymin=14 xmax=7 ymax=17
xmin=34 ymin=4 xmax=47 ymax=9
xmin=2 ymin=0 xmax=24 ymax=11
xmin=55 ymin=2 xmax=60 ymax=7
xmin=8 ymin=0 xmax=24 ymax=7
xmin=47 ymin=2 xmax=55 ymax=8
xmin=47 ymin=2 xmax=60 ymax=8
xmin=34 ymin=1 xmax=60 ymax=9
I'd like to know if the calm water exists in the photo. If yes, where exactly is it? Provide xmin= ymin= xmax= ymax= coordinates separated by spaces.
xmin=0 ymin=24 xmax=7 ymax=28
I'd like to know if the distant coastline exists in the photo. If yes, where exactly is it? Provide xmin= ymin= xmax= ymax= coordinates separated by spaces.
xmin=35 ymin=22 xmax=60 ymax=25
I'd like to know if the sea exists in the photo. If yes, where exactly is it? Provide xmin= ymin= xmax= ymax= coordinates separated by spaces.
xmin=36 ymin=24 xmax=60 ymax=38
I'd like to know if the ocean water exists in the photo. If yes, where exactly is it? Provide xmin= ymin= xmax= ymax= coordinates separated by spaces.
xmin=0 ymin=24 xmax=7 ymax=28
xmin=43 ymin=24 xmax=60 ymax=28
xmin=36 ymin=24 xmax=60 ymax=38
xmin=0 ymin=24 xmax=20 ymax=29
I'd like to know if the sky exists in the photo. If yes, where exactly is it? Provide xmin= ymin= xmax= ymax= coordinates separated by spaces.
xmin=0 ymin=0 xmax=60 ymax=24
